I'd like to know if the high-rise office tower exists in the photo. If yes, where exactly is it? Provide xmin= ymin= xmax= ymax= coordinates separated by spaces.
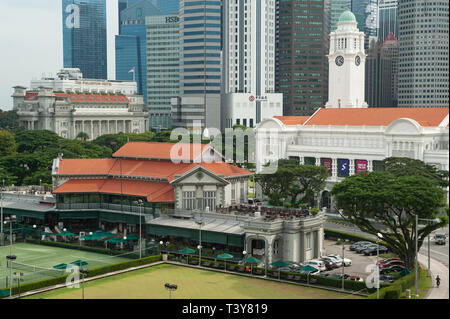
xmin=378 ymin=0 xmax=398 ymax=41
xmin=329 ymin=0 xmax=350 ymax=32
xmin=146 ymin=15 xmax=180 ymax=131
xmin=154 ymin=0 xmax=180 ymax=14
xmin=116 ymin=1 xmax=162 ymax=102
xmin=63 ymin=0 xmax=107 ymax=79
xmin=365 ymin=35 xmax=398 ymax=107
xmin=119 ymin=0 xmax=141 ymax=25
xmin=350 ymin=0 xmax=379 ymax=48
xmin=221 ymin=0 xmax=283 ymax=129
xmin=398 ymin=0 xmax=449 ymax=107
xmin=276 ymin=0 xmax=330 ymax=116
xmin=171 ymin=0 xmax=222 ymax=131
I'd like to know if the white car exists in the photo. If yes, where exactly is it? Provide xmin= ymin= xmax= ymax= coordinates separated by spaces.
xmin=305 ymin=260 xmax=326 ymax=271
xmin=325 ymin=255 xmax=343 ymax=267
xmin=327 ymin=254 xmax=352 ymax=267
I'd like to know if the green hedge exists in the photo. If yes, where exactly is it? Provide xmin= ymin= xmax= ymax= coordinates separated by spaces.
xmin=25 ymin=238 xmax=127 ymax=257
xmin=0 ymin=254 xmax=162 ymax=298
xmin=367 ymin=268 xmax=419 ymax=299
xmin=324 ymin=229 xmax=376 ymax=243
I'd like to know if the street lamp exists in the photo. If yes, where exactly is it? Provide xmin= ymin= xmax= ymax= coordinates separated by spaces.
xmin=135 ymin=199 xmax=144 ymax=259
xmin=196 ymin=219 xmax=204 ymax=266
xmin=1 ymin=179 xmax=5 ymax=246
xmin=6 ymin=255 xmax=16 ymax=298
xmin=414 ymin=215 xmax=440 ymax=297
xmin=376 ymin=232 xmax=383 ymax=300
xmin=164 ymin=283 xmax=178 ymax=299
xmin=79 ymin=268 xmax=89 ymax=300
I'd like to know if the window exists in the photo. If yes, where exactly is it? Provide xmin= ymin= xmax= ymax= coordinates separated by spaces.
xmin=306 ymin=232 xmax=312 ymax=249
xmin=231 ymin=183 xmax=236 ymax=201
xmin=203 ymin=191 xmax=216 ymax=211
xmin=183 ymin=191 xmax=196 ymax=210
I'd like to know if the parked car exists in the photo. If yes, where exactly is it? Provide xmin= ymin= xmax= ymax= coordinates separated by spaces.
xmin=380 ymin=260 xmax=405 ymax=268
xmin=327 ymin=254 xmax=352 ymax=267
xmin=305 ymin=260 xmax=326 ymax=271
xmin=435 ymin=233 xmax=447 ymax=245
xmin=380 ymin=265 xmax=406 ymax=274
xmin=363 ymin=245 xmax=388 ymax=256
xmin=300 ymin=266 xmax=320 ymax=275
xmin=277 ymin=267 xmax=293 ymax=272
xmin=320 ymin=258 xmax=337 ymax=270
xmin=381 ymin=257 xmax=401 ymax=263
xmin=325 ymin=255 xmax=343 ymax=267
xmin=350 ymin=241 xmax=372 ymax=251
xmin=355 ymin=243 xmax=377 ymax=253
xmin=289 ymin=263 xmax=303 ymax=269
xmin=379 ymin=274 xmax=396 ymax=283
xmin=348 ymin=275 xmax=363 ymax=282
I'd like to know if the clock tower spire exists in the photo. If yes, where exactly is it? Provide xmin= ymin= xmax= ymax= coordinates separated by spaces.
xmin=325 ymin=11 xmax=368 ymax=109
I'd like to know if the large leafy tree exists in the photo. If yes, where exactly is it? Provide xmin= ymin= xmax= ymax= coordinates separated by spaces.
xmin=0 ymin=110 xmax=24 ymax=133
xmin=331 ymin=167 xmax=448 ymax=269
xmin=254 ymin=159 xmax=328 ymax=207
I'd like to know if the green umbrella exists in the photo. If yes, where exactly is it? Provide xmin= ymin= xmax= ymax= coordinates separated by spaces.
xmin=400 ymin=268 xmax=411 ymax=277
xmin=80 ymin=234 xmax=102 ymax=240
xmin=41 ymin=231 xmax=54 ymax=236
xmin=0 ymin=290 xmax=10 ymax=297
xmin=93 ymin=231 xmax=115 ymax=238
xmin=217 ymin=253 xmax=234 ymax=272
xmin=300 ymin=265 xmax=318 ymax=274
xmin=53 ymin=263 xmax=68 ymax=270
xmin=106 ymin=237 xmax=126 ymax=244
xmin=70 ymin=260 xmax=88 ymax=267
xmin=271 ymin=260 xmax=291 ymax=268
xmin=242 ymin=256 xmax=261 ymax=275
xmin=178 ymin=247 xmax=196 ymax=264
xmin=125 ymin=234 xmax=139 ymax=240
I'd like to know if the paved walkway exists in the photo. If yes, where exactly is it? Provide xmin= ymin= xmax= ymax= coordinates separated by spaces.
xmin=418 ymin=253 xmax=449 ymax=299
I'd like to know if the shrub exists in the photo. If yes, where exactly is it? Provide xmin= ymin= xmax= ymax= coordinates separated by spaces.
xmin=324 ymin=229 xmax=376 ymax=243
xmin=383 ymin=286 xmax=402 ymax=299
xmin=25 ymin=239 xmax=124 ymax=256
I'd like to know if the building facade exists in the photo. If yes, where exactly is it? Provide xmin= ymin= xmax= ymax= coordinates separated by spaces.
xmin=221 ymin=0 xmax=282 ymax=129
xmin=255 ymin=108 xmax=450 ymax=212
xmin=350 ymin=0 xmax=379 ymax=48
xmin=146 ymin=15 xmax=180 ymax=131
xmin=116 ymin=1 xmax=162 ymax=102
xmin=397 ymin=0 xmax=449 ymax=108
xmin=325 ymin=11 xmax=368 ymax=109
xmin=12 ymin=69 xmax=148 ymax=140
xmin=329 ymin=0 xmax=350 ymax=32
xmin=275 ymin=0 xmax=329 ymax=116
xmin=171 ymin=0 xmax=223 ymax=131
xmin=378 ymin=0 xmax=398 ymax=41
xmin=62 ymin=0 xmax=107 ymax=79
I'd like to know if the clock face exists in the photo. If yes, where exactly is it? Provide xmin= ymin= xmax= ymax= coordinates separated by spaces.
xmin=355 ymin=55 xmax=361 ymax=66
xmin=335 ymin=55 xmax=344 ymax=67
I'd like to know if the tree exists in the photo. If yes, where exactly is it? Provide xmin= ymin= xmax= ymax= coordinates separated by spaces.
xmin=0 ymin=110 xmax=23 ymax=133
xmin=254 ymin=159 xmax=328 ymax=207
xmin=76 ymin=132 xmax=90 ymax=142
xmin=331 ymin=170 xmax=448 ymax=269
xmin=14 ymin=130 xmax=61 ymax=153
xmin=0 ymin=130 xmax=17 ymax=157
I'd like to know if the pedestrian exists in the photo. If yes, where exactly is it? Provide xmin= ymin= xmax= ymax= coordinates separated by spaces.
xmin=436 ymin=275 xmax=440 ymax=288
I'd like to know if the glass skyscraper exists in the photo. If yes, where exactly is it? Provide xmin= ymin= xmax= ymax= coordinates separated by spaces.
xmin=350 ymin=0 xmax=379 ymax=48
xmin=329 ymin=0 xmax=350 ymax=32
xmin=116 ymin=1 xmax=162 ymax=102
xmin=146 ymin=15 xmax=180 ymax=131
xmin=155 ymin=0 xmax=180 ymax=15
xmin=378 ymin=0 xmax=398 ymax=41
xmin=63 ymin=0 xmax=107 ymax=79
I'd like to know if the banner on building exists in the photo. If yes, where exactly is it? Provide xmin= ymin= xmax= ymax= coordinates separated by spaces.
xmin=321 ymin=158 xmax=333 ymax=175
xmin=338 ymin=159 xmax=350 ymax=176
xmin=356 ymin=160 xmax=368 ymax=173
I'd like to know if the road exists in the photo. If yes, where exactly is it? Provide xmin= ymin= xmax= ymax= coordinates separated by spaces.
xmin=324 ymin=220 xmax=449 ymax=267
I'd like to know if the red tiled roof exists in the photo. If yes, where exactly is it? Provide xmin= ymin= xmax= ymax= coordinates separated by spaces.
xmin=54 ymin=93 xmax=129 ymax=103
xmin=58 ymin=159 xmax=117 ymax=176
xmin=113 ymin=142 xmax=210 ymax=161
xmin=53 ymin=179 xmax=174 ymax=203
xmin=274 ymin=116 xmax=310 ymax=126
xmin=304 ymin=108 xmax=448 ymax=127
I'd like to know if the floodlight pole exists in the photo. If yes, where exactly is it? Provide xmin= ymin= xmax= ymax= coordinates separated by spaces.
xmin=342 ymin=245 xmax=345 ymax=290
xmin=0 ymin=180 xmax=4 ymax=246
xmin=415 ymin=214 xmax=419 ymax=297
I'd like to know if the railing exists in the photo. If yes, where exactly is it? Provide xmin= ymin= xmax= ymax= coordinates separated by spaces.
xmin=56 ymin=202 xmax=158 ymax=215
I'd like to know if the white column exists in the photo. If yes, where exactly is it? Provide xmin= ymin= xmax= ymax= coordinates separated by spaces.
xmin=90 ymin=121 xmax=93 ymax=140
xmin=332 ymin=158 xmax=337 ymax=179
xmin=115 ymin=120 xmax=118 ymax=133
xmin=107 ymin=121 xmax=110 ymax=134
xmin=99 ymin=120 xmax=102 ymax=136
xmin=82 ymin=120 xmax=85 ymax=134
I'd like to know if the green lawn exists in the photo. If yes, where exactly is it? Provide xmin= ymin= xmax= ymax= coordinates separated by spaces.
xmin=0 ymin=243 xmax=131 ymax=288
xmin=26 ymin=264 xmax=363 ymax=299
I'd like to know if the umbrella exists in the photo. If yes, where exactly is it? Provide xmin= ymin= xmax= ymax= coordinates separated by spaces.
xmin=80 ymin=234 xmax=102 ymax=240
xmin=0 ymin=290 xmax=10 ymax=297
xmin=271 ymin=260 xmax=291 ymax=268
xmin=217 ymin=253 xmax=234 ymax=272
xmin=178 ymin=247 xmax=196 ymax=264
xmin=106 ymin=237 xmax=126 ymax=244
xmin=70 ymin=260 xmax=88 ymax=267
xmin=41 ymin=231 xmax=54 ymax=236
xmin=53 ymin=263 xmax=68 ymax=270
xmin=125 ymin=234 xmax=139 ymax=240
xmin=93 ymin=231 xmax=115 ymax=238
xmin=242 ymin=256 xmax=261 ymax=275
xmin=300 ymin=265 xmax=318 ymax=274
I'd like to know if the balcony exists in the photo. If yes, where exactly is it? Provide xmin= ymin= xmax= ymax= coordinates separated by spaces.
xmin=56 ymin=202 xmax=163 ymax=217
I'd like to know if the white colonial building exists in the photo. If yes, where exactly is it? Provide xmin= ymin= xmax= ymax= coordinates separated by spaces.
xmin=12 ymin=69 xmax=148 ymax=140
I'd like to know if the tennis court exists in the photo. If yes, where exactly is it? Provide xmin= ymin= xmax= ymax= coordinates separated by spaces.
xmin=26 ymin=264 xmax=364 ymax=299
xmin=0 ymin=243 xmax=133 ymax=289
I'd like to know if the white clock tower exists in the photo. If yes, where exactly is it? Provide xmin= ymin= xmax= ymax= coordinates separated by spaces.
xmin=325 ymin=11 xmax=368 ymax=108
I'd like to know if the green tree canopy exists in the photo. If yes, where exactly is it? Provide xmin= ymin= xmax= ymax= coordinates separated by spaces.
xmin=0 ymin=129 xmax=17 ymax=157
xmin=331 ymin=170 xmax=448 ymax=269
xmin=76 ymin=132 xmax=90 ymax=141
xmin=0 ymin=110 xmax=24 ymax=133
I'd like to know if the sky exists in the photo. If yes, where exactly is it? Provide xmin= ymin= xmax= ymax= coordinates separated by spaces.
xmin=0 ymin=0 xmax=118 ymax=110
